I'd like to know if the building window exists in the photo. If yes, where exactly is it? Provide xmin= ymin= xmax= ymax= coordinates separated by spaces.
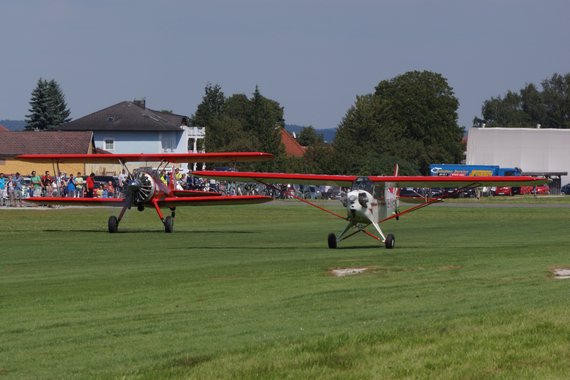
xmin=161 ymin=133 xmax=176 ymax=152
xmin=104 ymin=139 xmax=115 ymax=151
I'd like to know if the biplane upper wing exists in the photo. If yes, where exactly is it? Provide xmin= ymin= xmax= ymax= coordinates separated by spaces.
xmin=193 ymin=171 xmax=550 ymax=187
xmin=157 ymin=195 xmax=272 ymax=207
xmin=16 ymin=152 xmax=273 ymax=164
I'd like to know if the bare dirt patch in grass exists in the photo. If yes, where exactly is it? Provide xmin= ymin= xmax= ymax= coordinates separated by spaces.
xmin=550 ymin=267 xmax=570 ymax=279
xmin=330 ymin=267 xmax=368 ymax=277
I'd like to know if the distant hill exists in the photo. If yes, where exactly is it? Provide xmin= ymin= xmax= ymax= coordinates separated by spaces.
xmin=285 ymin=124 xmax=336 ymax=143
xmin=0 ymin=120 xmax=26 ymax=131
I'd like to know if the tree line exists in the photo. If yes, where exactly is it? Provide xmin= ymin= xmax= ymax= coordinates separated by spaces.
xmin=474 ymin=73 xmax=570 ymax=129
xmin=25 ymin=71 xmax=570 ymax=175
xmin=193 ymin=71 xmax=464 ymax=175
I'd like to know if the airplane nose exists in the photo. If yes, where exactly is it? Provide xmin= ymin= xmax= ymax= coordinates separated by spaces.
xmin=128 ymin=180 xmax=140 ymax=192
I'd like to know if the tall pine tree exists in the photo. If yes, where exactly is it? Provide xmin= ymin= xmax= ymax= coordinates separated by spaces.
xmin=26 ymin=78 xmax=71 ymax=130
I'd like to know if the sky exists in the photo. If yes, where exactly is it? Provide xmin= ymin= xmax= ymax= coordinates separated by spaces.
xmin=1 ymin=0 xmax=569 ymax=130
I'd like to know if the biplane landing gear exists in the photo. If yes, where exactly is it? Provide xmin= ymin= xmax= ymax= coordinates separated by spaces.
xmin=137 ymin=204 xmax=144 ymax=212
xmin=163 ymin=216 xmax=174 ymax=233
xmin=328 ymin=233 xmax=337 ymax=249
xmin=384 ymin=234 xmax=395 ymax=249
xmin=108 ymin=216 xmax=119 ymax=233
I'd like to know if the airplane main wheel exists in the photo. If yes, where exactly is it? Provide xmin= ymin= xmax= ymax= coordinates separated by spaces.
xmin=385 ymin=234 xmax=395 ymax=249
xmin=164 ymin=216 xmax=174 ymax=233
xmin=327 ymin=233 xmax=337 ymax=249
xmin=108 ymin=216 xmax=119 ymax=233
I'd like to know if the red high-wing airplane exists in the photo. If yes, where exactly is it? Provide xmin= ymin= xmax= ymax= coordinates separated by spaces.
xmin=17 ymin=152 xmax=273 ymax=233
xmin=192 ymin=168 xmax=550 ymax=249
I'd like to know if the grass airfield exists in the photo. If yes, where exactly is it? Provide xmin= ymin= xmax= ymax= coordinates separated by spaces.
xmin=2 ymin=199 xmax=570 ymax=378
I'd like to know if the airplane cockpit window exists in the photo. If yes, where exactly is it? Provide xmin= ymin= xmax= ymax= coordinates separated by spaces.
xmin=351 ymin=177 xmax=374 ymax=193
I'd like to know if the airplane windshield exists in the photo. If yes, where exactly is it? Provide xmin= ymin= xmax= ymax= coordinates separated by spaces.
xmin=351 ymin=177 xmax=374 ymax=193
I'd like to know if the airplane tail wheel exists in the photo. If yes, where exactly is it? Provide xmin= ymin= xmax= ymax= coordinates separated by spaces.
xmin=108 ymin=216 xmax=119 ymax=233
xmin=328 ymin=233 xmax=337 ymax=249
xmin=385 ymin=234 xmax=395 ymax=249
xmin=164 ymin=216 xmax=174 ymax=233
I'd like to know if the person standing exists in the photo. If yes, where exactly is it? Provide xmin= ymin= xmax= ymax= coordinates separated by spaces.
xmin=118 ymin=169 xmax=127 ymax=197
xmin=41 ymin=171 xmax=53 ymax=196
xmin=66 ymin=173 xmax=76 ymax=197
xmin=74 ymin=172 xmax=85 ymax=197
xmin=30 ymin=170 xmax=42 ymax=197
xmin=12 ymin=172 xmax=24 ymax=207
xmin=86 ymin=173 xmax=96 ymax=198
xmin=0 ymin=173 xmax=6 ymax=207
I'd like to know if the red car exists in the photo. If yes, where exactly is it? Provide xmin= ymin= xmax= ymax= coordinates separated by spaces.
xmin=520 ymin=185 xmax=550 ymax=195
xmin=493 ymin=186 xmax=513 ymax=196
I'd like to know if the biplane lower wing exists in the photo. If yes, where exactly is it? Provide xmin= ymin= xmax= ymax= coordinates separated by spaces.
xmin=25 ymin=197 xmax=126 ymax=206
xmin=172 ymin=190 xmax=223 ymax=197
xmin=24 ymin=195 xmax=272 ymax=207
xmin=157 ymin=195 xmax=272 ymax=207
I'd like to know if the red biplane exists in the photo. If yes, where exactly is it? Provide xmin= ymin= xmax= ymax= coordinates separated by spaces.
xmin=193 ymin=167 xmax=550 ymax=249
xmin=18 ymin=152 xmax=273 ymax=233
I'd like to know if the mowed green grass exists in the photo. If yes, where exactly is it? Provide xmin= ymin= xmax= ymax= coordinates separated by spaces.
xmin=2 ymin=201 xmax=570 ymax=379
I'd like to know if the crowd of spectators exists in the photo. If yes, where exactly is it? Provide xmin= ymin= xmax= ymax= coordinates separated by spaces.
xmin=0 ymin=168 xmax=311 ymax=208
xmin=0 ymin=170 xmax=126 ymax=207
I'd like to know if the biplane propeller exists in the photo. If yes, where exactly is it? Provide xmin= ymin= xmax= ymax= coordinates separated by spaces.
xmin=17 ymin=152 xmax=273 ymax=233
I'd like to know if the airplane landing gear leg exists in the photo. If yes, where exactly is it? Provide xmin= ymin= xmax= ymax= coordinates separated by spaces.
xmin=108 ymin=205 xmax=129 ymax=233
xmin=328 ymin=233 xmax=337 ymax=249
xmin=170 ymin=207 xmax=176 ymax=219
xmin=108 ymin=216 xmax=119 ymax=233
xmin=163 ymin=216 xmax=174 ymax=233
xmin=385 ymin=234 xmax=395 ymax=249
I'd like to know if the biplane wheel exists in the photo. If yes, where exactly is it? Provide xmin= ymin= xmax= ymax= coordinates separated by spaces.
xmin=385 ymin=234 xmax=395 ymax=249
xmin=164 ymin=216 xmax=174 ymax=233
xmin=327 ymin=233 xmax=337 ymax=249
xmin=108 ymin=216 xmax=119 ymax=233
xmin=137 ymin=204 xmax=144 ymax=212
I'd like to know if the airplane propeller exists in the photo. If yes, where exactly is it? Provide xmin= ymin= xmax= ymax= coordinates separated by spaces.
xmin=127 ymin=171 xmax=155 ymax=205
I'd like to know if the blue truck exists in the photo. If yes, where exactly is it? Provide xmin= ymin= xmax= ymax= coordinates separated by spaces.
xmin=429 ymin=164 xmax=522 ymax=177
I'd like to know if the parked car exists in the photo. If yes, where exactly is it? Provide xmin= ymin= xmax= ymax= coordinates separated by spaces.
xmin=520 ymin=185 xmax=550 ymax=195
xmin=493 ymin=186 xmax=513 ymax=196
xmin=561 ymin=184 xmax=570 ymax=195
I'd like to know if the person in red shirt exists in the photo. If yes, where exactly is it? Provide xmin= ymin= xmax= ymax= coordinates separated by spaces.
xmin=86 ymin=173 xmax=96 ymax=198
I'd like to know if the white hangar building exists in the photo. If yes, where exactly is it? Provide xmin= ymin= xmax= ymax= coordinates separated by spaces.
xmin=466 ymin=127 xmax=570 ymax=193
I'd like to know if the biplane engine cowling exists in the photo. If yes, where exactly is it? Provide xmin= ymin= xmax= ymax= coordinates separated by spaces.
xmin=128 ymin=172 xmax=156 ymax=204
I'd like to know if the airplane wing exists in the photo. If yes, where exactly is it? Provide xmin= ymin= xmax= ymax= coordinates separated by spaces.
xmin=156 ymin=195 xmax=272 ymax=207
xmin=192 ymin=171 xmax=549 ymax=187
xmin=191 ymin=171 xmax=357 ymax=186
xmin=24 ymin=197 xmax=126 ymax=206
xmin=24 ymin=195 xmax=272 ymax=207
xmin=16 ymin=152 xmax=273 ymax=164
xmin=368 ymin=175 xmax=550 ymax=188
xmin=171 ymin=190 xmax=223 ymax=197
